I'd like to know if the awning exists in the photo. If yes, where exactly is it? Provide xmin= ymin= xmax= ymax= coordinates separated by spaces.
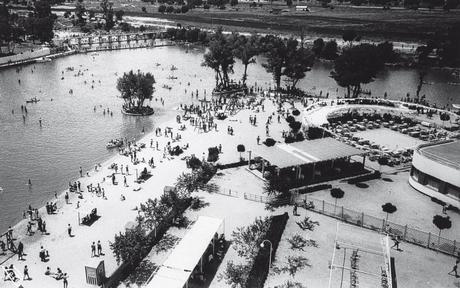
xmin=146 ymin=216 xmax=223 ymax=288
xmin=255 ymin=138 xmax=364 ymax=169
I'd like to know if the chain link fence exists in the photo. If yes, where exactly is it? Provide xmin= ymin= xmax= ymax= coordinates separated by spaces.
xmin=297 ymin=194 xmax=460 ymax=257
xmin=212 ymin=188 xmax=459 ymax=257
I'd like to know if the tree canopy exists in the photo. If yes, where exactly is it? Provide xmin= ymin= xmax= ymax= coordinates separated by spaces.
xmin=331 ymin=44 xmax=384 ymax=98
xmin=116 ymin=70 xmax=155 ymax=110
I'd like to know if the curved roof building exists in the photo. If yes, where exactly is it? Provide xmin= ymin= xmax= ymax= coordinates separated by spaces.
xmin=410 ymin=140 xmax=460 ymax=209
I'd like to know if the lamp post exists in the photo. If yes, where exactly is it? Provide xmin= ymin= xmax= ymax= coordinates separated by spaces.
xmin=260 ymin=239 xmax=273 ymax=269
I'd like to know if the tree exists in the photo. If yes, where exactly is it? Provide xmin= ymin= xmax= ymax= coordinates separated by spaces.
xmin=342 ymin=29 xmax=359 ymax=47
xmin=331 ymin=44 xmax=384 ymax=98
xmin=261 ymin=35 xmax=290 ymax=90
xmin=230 ymin=0 xmax=238 ymax=5
xmin=296 ymin=217 xmax=319 ymax=231
xmin=74 ymin=0 xmax=86 ymax=26
xmin=115 ymin=10 xmax=124 ymax=21
xmin=100 ymin=0 xmax=114 ymax=31
xmin=220 ymin=261 xmax=250 ymax=288
xmin=281 ymin=256 xmax=311 ymax=277
xmin=110 ymin=225 xmax=151 ymax=266
xmin=377 ymin=41 xmax=398 ymax=63
xmin=34 ymin=0 xmax=52 ymax=18
xmin=202 ymin=28 xmax=235 ymax=89
xmin=432 ymin=215 xmax=452 ymax=244
xmin=414 ymin=45 xmax=432 ymax=101
xmin=321 ymin=40 xmax=338 ymax=60
xmin=232 ymin=34 xmax=259 ymax=85
xmin=231 ymin=217 xmax=270 ymax=259
xmin=312 ymin=38 xmax=324 ymax=57
xmin=330 ymin=188 xmax=344 ymax=213
xmin=381 ymin=202 xmax=397 ymax=224
xmin=286 ymin=0 xmax=293 ymax=6
xmin=116 ymin=70 xmax=155 ymax=112
xmin=181 ymin=5 xmax=189 ymax=12
xmin=283 ymin=46 xmax=315 ymax=90
xmin=237 ymin=144 xmax=245 ymax=160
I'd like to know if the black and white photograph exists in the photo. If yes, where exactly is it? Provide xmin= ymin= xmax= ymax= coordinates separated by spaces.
xmin=0 ymin=0 xmax=459 ymax=287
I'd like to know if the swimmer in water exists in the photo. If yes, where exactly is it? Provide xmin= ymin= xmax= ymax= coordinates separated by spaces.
xmin=28 ymin=179 xmax=32 ymax=186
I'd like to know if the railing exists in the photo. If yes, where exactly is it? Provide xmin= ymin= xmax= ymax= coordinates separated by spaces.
xmin=213 ymin=188 xmax=460 ymax=257
xmin=295 ymin=194 xmax=460 ymax=257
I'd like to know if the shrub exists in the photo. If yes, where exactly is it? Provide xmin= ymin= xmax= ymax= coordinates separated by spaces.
xmin=347 ymin=171 xmax=381 ymax=184
xmin=141 ymin=6 xmax=147 ymax=12
xmin=207 ymin=146 xmax=219 ymax=162
xmin=245 ymin=213 xmax=289 ymax=288
xmin=158 ymin=4 xmax=166 ymax=12
xmin=188 ymin=156 xmax=202 ymax=170
xmin=181 ymin=4 xmax=189 ymax=12
xmin=174 ymin=7 xmax=182 ymax=13
xmin=166 ymin=5 xmax=175 ymax=12
xmin=264 ymin=138 xmax=276 ymax=147
xmin=230 ymin=0 xmax=238 ymax=5
xmin=289 ymin=121 xmax=302 ymax=132
xmin=219 ymin=4 xmax=226 ymax=9
xmin=203 ymin=3 xmax=210 ymax=9
xmin=292 ymin=109 xmax=300 ymax=116
xmin=286 ymin=115 xmax=295 ymax=123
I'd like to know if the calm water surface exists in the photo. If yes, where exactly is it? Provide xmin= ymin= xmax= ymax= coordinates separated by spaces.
xmin=0 ymin=45 xmax=459 ymax=232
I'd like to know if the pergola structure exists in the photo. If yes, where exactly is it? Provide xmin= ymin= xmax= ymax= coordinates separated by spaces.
xmin=145 ymin=216 xmax=224 ymax=288
xmin=254 ymin=138 xmax=366 ymax=185
xmin=328 ymin=222 xmax=394 ymax=288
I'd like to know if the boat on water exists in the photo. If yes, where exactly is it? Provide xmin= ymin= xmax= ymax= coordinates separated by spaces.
xmin=36 ymin=57 xmax=51 ymax=63
xmin=106 ymin=139 xmax=124 ymax=149
xmin=452 ymin=104 xmax=460 ymax=109
xmin=26 ymin=97 xmax=40 ymax=103
xmin=170 ymin=65 xmax=178 ymax=71
xmin=167 ymin=76 xmax=178 ymax=80
xmin=162 ymin=84 xmax=172 ymax=90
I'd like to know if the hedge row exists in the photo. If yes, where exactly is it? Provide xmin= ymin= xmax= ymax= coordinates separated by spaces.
xmin=347 ymin=170 xmax=381 ymax=184
xmin=216 ymin=159 xmax=256 ymax=170
xmin=245 ymin=212 xmax=289 ymax=288
xmin=298 ymin=183 xmax=332 ymax=194
xmin=104 ymin=199 xmax=191 ymax=287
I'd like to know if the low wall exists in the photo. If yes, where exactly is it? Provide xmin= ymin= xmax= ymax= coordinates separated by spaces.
xmin=0 ymin=48 xmax=51 ymax=65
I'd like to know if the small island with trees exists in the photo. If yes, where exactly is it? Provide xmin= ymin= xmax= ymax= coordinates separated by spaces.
xmin=117 ymin=70 xmax=155 ymax=116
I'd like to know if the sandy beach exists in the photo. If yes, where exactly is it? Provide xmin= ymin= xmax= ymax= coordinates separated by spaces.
xmin=1 ymin=94 xmax=294 ymax=288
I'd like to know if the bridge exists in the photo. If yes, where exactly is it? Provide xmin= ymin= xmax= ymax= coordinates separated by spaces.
xmin=59 ymin=30 xmax=169 ymax=52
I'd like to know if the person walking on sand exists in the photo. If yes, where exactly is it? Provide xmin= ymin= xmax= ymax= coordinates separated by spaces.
xmin=391 ymin=236 xmax=401 ymax=251
xmin=23 ymin=265 xmax=30 ymax=280
xmin=448 ymin=260 xmax=459 ymax=277
xmin=91 ymin=242 xmax=96 ymax=257
xmin=79 ymin=167 xmax=83 ymax=177
xmin=63 ymin=273 xmax=68 ymax=288
xmin=65 ymin=192 xmax=69 ymax=204
xmin=124 ymin=176 xmax=127 ymax=187
xmin=17 ymin=241 xmax=24 ymax=260
xmin=67 ymin=224 xmax=72 ymax=237
xmin=97 ymin=240 xmax=102 ymax=256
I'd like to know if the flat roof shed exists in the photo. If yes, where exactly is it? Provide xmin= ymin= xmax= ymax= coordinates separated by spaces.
xmin=145 ymin=216 xmax=223 ymax=288
xmin=256 ymin=138 xmax=364 ymax=168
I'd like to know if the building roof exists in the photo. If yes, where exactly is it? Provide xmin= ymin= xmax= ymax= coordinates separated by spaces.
xmin=145 ymin=216 xmax=223 ymax=288
xmin=419 ymin=140 xmax=460 ymax=170
xmin=256 ymin=138 xmax=364 ymax=169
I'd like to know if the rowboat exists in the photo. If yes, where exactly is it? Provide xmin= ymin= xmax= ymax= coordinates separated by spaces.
xmin=26 ymin=98 xmax=40 ymax=103
xmin=452 ymin=104 xmax=460 ymax=109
